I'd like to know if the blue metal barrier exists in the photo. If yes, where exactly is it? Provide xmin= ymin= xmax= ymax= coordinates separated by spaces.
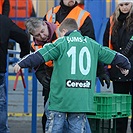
xmin=31 ymin=71 xmax=38 ymax=133
xmin=84 ymin=0 xmax=106 ymax=42
xmin=84 ymin=0 xmax=107 ymax=93
xmin=98 ymin=18 xmax=108 ymax=44
xmin=24 ymin=68 xmax=29 ymax=113
xmin=111 ymin=1 xmax=116 ymax=15
xmin=84 ymin=0 xmax=116 ymax=93
xmin=54 ymin=0 xmax=59 ymax=6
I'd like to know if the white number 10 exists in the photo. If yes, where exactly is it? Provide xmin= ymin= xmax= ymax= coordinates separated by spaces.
xmin=67 ymin=46 xmax=91 ymax=75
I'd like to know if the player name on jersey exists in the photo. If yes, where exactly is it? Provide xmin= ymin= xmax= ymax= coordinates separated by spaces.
xmin=66 ymin=36 xmax=87 ymax=43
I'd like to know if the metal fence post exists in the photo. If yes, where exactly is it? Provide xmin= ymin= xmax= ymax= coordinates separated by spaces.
xmin=31 ymin=71 xmax=38 ymax=133
xmin=24 ymin=68 xmax=29 ymax=113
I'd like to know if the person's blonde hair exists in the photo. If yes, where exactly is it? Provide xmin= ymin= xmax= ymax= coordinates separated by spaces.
xmin=111 ymin=3 xmax=133 ymax=35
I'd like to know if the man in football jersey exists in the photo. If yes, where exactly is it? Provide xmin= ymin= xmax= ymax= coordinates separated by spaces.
xmin=14 ymin=18 xmax=130 ymax=133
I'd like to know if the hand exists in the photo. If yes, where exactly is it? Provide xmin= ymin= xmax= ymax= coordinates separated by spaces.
xmin=99 ymin=74 xmax=110 ymax=88
xmin=42 ymin=76 xmax=51 ymax=89
xmin=14 ymin=64 xmax=21 ymax=73
xmin=121 ymin=69 xmax=129 ymax=76
xmin=116 ymin=65 xmax=129 ymax=76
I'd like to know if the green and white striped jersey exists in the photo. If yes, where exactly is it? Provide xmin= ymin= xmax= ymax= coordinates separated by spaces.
xmin=39 ymin=30 xmax=116 ymax=112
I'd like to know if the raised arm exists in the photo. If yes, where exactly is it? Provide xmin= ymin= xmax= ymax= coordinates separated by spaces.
xmin=111 ymin=53 xmax=131 ymax=70
xmin=14 ymin=51 xmax=45 ymax=73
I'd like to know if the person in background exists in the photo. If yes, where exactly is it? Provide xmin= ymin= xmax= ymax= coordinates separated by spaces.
xmin=42 ymin=0 xmax=111 ymax=130
xmin=14 ymin=18 xmax=131 ymax=133
xmin=8 ymin=0 xmax=36 ymax=58
xmin=44 ymin=0 xmax=95 ymax=40
xmin=0 ymin=14 xmax=30 ymax=133
xmin=25 ymin=17 xmax=57 ymax=133
xmin=103 ymin=0 xmax=133 ymax=132
xmin=0 ymin=0 xmax=10 ymax=16
xmin=9 ymin=0 xmax=36 ymax=30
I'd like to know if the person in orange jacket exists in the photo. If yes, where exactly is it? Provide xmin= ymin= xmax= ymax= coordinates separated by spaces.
xmin=25 ymin=17 xmax=59 ymax=133
xmin=8 ymin=0 xmax=36 ymax=58
xmin=0 ymin=0 xmax=10 ymax=16
xmin=9 ymin=0 xmax=36 ymax=30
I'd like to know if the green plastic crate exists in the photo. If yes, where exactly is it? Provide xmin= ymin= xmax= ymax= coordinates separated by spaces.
xmin=87 ymin=93 xmax=131 ymax=119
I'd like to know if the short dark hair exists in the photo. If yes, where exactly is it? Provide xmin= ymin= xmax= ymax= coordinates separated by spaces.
xmin=59 ymin=18 xmax=78 ymax=32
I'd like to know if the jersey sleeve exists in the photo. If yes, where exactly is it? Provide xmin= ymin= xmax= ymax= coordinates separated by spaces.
xmin=90 ymin=39 xmax=116 ymax=64
xmin=98 ymin=46 xmax=116 ymax=64
xmin=38 ymin=38 xmax=63 ymax=62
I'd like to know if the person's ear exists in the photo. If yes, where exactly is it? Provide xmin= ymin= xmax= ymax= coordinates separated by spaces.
xmin=62 ymin=29 xmax=68 ymax=34
xmin=60 ymin=29 xmax=68 ymax=37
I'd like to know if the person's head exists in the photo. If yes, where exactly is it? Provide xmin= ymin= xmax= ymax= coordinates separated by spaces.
xmin=117 ymin=0 xmax=133 ymax=14
xmin=25 ymin=17 xmax=49 ymax=42
xmin=112 ymin=0 xmax=133 ymax=35
xmin=62 ymin=0 xmax=76 ymax=7
xmin=113 ymin=0 xmax=133 ymax=23
xmin=59 ymin=18 xmax=78 ymax=36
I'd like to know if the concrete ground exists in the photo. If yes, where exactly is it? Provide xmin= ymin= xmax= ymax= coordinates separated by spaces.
xmin=8 ymin=117 xmax=132 ymax=133
xmin=8 ymin=118 xmax=42 ymax=133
